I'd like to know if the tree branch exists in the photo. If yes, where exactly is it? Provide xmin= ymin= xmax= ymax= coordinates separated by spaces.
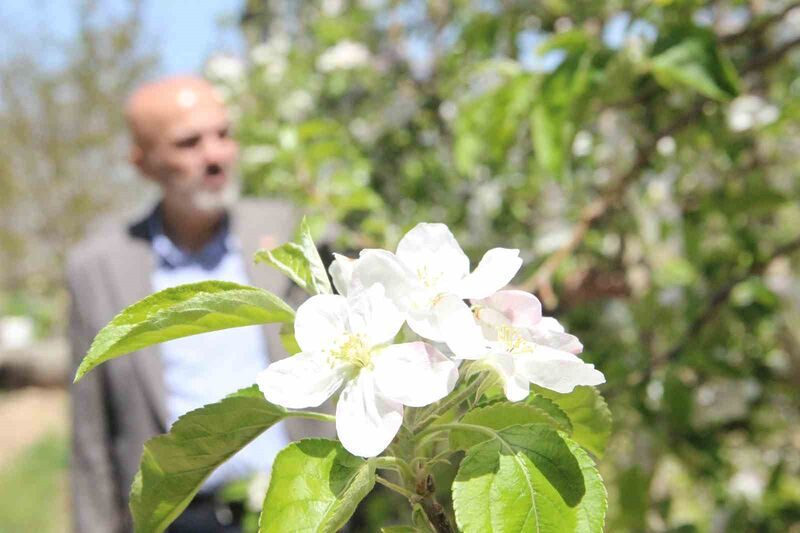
xmin=519 ymin=32 xmax=800 ymax=306
xmin=652 ymin=234 xmax=800 ymax=371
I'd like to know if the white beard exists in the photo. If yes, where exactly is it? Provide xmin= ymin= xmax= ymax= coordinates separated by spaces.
xmin=191 ymin=178 xmax=240 ymax=212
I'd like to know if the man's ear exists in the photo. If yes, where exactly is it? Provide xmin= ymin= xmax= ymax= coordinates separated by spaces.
xmin=130 ymin=145 xmax=157 ymax=182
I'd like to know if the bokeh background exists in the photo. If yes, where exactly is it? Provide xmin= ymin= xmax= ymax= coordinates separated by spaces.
xmin=2 ymin=0 xmax=800 ymax=531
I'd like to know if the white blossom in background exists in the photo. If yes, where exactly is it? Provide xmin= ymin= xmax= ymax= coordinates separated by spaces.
xmin=656 ymin=135 xmax=676 ymax=156
xmin=280 ymin=90 xmax=314 ymax=122
xmin=447 ymin=290 xmax=605 ymax=400
xmin=727 ymin=95 xmax=779 ymax=132
xmin=240 ymin=145 xmax=278 ymax=168
xmin=205 ymin=54 xmax=246 ymax=86
xmin=321 ymin=0 xmax=344 ymax=16
xmin=438 ymin=100 xmax=458 ymax=122
xmin=257 ymin=284 xmax=458 ymax=457
xmin=316 ymin=40 xmax=371 ymax=72
xmin=251 ymin=34 xmax=289 ymax=84
xmin=572 ymin=130 xmax=593 ymax=157
xmin=729 ymin=469 xmax=766 ymax=502
xmin=349 ymin=223 xmax=522 ymax=353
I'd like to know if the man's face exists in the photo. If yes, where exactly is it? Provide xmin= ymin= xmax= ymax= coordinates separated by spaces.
xmin=142 ymin=90 xmax=239 ymax=212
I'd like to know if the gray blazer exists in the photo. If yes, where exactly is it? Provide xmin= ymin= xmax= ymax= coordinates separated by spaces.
xmin=67 ymin=198 xmax=333 ymax=533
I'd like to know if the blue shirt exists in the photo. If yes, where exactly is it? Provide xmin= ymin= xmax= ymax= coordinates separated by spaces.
xmin=148 ymin=210 xmax=290 ymax=492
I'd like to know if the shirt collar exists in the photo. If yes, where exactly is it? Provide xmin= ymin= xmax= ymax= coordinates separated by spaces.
xmin=147 ymin=205 xmax=239 ymax=270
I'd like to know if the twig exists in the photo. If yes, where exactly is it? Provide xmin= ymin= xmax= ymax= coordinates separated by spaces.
xmin=519 ymin=32 xmax=800 ymax=306
xmin=653 ymin=234 xmax=800 ymax=371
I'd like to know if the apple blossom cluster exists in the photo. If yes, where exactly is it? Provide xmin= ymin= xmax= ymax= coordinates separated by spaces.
xmin=256 ymin=223 xmax=605 ymax=457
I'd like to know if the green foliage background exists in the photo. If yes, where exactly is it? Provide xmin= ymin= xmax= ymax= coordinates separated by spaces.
xmin=217 ymin=1 xmax=800 ymax=531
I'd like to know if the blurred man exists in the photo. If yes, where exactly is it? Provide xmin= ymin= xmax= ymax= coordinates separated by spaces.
xmin=67 ymin=76 xmax=328 ymax=533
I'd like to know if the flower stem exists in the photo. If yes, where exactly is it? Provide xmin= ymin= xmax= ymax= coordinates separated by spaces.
xmin=413 ymin=372 xmax=487 ymax=432
xmin=293 ymin=411 xmax=335 ymax=423
xmin=415 ymin=421 xmax=498 ymax=443
xmin=375 ymin=475 xmax=417 ymax=500
xmin=374 ymin=456 xmax=415 ymax=483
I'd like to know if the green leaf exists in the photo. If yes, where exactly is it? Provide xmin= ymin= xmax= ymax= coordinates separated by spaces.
xmin=650 ymin=27 xmax=740 ymax=101
xmin=566 ymin=437 xmax=608 ymax=533
xmin=255 ymin=217 xmax=332 ymax=295
xmin=279 ymin=322 xmax=301 ymax=355
xmin=260 ymin=439 xmax=375 ymax=533
xmin=531 ymin=46 xmax=595 ymax=178
xmin=130 ymin=386 xmax=287 ymax=533
xmin=74 ymin=281 xmax=295 ymax=381
xmin=452 ymin=424 xmax=605 ymax=533
xmin=528 ymin=394 xmax=574 ymax=433
xmin=450 ymin=402 xmax=566 ymax=450
xmin=531 ymin=386 xmax=612 ymax=458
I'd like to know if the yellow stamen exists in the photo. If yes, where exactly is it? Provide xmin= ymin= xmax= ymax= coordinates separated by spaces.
xmin=329 ymin=333 xmax=373 ymax=369
xmin=497 ymin=325 xmax=531 ymax=354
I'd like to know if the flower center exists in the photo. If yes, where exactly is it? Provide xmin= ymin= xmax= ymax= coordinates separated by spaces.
xmin=329 ymin=333 xmax=373 ymax=369
xmin=416 ymin=265 xmax=443 ymax=288
xmin=496 ymin=325 xmax=531 ymax=354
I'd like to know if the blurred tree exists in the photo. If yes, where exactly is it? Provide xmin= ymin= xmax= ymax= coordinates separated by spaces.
xmin=227 ymin=1 xmax=800 ymax=531
xmin=0 ymin=0 xmax=156 ymax=307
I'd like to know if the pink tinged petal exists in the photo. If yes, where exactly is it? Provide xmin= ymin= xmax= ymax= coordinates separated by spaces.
xmin=396 ymin=223 xmax=470 ymax=289
xmin=515 ymin=346 xmax=605 ymax=394
xmin=329 ymin=253 xmax=356 ymax=296
xmin=455 ymin=248 xmax=523 ymax=300
xmin=436 ymin=296 xmax=490 ymax=360
xmin=477 ymin=290 xmax=542 ymax=328
xmin=336 ymin=371 xmax=404 ymax=457
xmin=373 ymin=342 xmax=458 ymax=407
xmin=294 ymin=294 xmax=349 ymax=352
xmin=353 ymin=250 xmax=419 ymax=312
xmin=346 ymin=284 xmax=405 ymax=346
xmin=256 ymin=352 xmax=347 ymax=409
xmin=527 ymin=326 xmax=584 ymax=354
xmin=487 ymin=353 xmax=530 ymax=402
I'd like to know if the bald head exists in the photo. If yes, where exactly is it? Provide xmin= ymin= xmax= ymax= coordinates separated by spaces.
xmin=125 ymin=76 xmax=224 ymax=149
xmin=124 ymin=75 xmax=239 ymax=214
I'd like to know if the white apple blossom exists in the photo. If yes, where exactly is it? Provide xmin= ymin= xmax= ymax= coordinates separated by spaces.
xmin=450 ymin=289 xmax=605 ymax=400
xmin=205 ymin=54 xmax=246 ymax=86
xmin=316 ymin=40 xmax=371 ymax=72
xmin=348 ymin=224 xmax=522 ymax=355
xmin=329 ymin=253 xmax=357 ymax=296
xmin=727 ymin=95 xmax=779 ymax=132
xmin=256 ymin=284 xmax=458 ymax=457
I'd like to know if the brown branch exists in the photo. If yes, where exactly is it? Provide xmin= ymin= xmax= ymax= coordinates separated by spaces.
xmin=519 ymin=32 xmax=800 ymax=306
xmin=721 ymin=2 xmax=800 ymax=44
xmin=519 ymin=101 xmax=702 ymax=302
xmin=416 ymin=473 xmax=454 ymax=533
xmin=653 ymin=234 xmax=800 ymax=370
xmin=744 ymin=35 xmax=800 ymax=72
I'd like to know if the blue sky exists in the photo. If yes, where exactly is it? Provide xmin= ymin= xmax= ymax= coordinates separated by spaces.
xmin=0 ymin=0 xmax=245 ymax=74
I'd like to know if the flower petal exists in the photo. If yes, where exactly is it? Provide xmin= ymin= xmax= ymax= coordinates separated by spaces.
xmin=336 ymin=371 xmax=403 ymax=457
xmin=396 ymin=223 xmax=469 ymax=291
xmin=329 ymin=253 xmax=356 ymax=296
xmin=528 ymin=328 xmax=583 ymax=354
xmin=515 ymin=346 xmax=605 ymax=394
xmin=456 ymin=248 xmax=522 ymax=300
xmin=352 ymin=249 xmax=420 ymax=312
xmin=476 ymin=290 xmax=542 ymax=328
xmin=294 ymin=294 xmax=349 ymax=352
xmin=437 ymin=296 xmax=490 ymax=359
xmin=256 ymin=352 xmax=347 ymax=408
xmin=373 ymin=342 xmax=458 ymax=406
xmin=346 ymin=284 xmax=405 ymax=346
xmin=486 ymin=353 xmax=530 ymax=402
